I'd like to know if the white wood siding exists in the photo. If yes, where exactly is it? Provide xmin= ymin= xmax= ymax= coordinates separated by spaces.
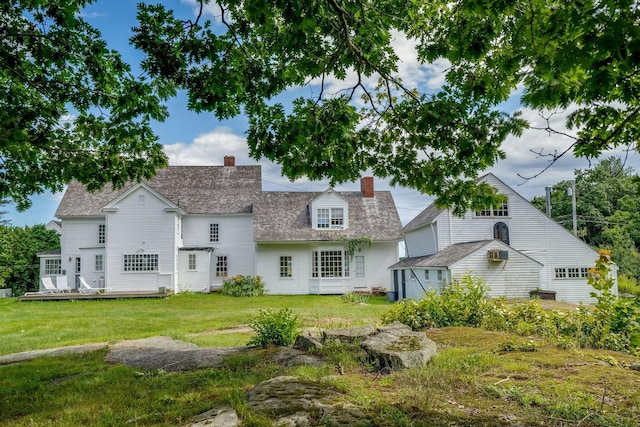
xmin=450 ymin=244 xmax=541 ymax=299
xmin=105 ymin=187 xmax=177 ymax=292
xmin=182 ymin=215 xmax=255 ymax=285
xmin=433 ymin=175 xmax=600 ymax=303
xmin=59 ymin=218 xmax=105 ymax=287
xmin=256 ymin=241 xmax=398 ymax=295
xmin=404 ymin=223 xmax=438 ymax=257
xmin=177 ymin=250 xmax=213 ymax=292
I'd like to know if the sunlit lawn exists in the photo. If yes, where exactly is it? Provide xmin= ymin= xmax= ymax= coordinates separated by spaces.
xmin=0 ymin=293 xmax=391 ymax=355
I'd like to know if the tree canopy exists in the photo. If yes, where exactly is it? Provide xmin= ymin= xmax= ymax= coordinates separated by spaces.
xmin=1 ymin=1 xmax=168 ymax=210
xmin=2 ymin=1 xmax=639 ymax=213
xmin=531 ymin=157 xmax=640 ymax=282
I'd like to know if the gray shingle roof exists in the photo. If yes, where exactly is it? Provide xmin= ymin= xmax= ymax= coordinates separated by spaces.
xmin=403 ymin=203 xmax=443 ymax=232
xmin=55 ymin=166 xmax=262 ymax=217
xmin=253 ymin=191 xmax=403 ymax=242
xmin=390 ymin=240 xmax=494 ymax=268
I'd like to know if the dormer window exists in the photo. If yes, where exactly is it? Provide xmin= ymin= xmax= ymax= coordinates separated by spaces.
xmin=317 ymin=208 xmax=344 ymax=229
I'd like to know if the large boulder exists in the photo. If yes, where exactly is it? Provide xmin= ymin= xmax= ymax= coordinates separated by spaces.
xmin=361 ymin=323 xmax=437 ymax=370
xmin=322 ymin=325 xmax=376 ymax=343
xmin=246 ymin=376 xmax=365 ymax=426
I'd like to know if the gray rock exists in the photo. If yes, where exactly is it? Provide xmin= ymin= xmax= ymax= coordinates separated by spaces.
xmin=361 ymin=324 xmax=437 ymax=370
xmin=189 ymin=405 xmax=239 ymax=427
xmin=294 ymin=335 xmax=323 ymax=351
xmin=322 ymin=325 xmax=376 ymax=343
xmin=0 ymin=343 xmax=109 ymax=366
xmin=629 ymin=363 xmax=640 ymax=371
xmin=105 ymin=336 xmax=249 ymax=371
xmin=246 ymin=376 xmax=365 ymax=426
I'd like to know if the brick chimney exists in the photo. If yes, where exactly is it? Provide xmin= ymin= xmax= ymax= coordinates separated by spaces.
xmin=361 ymin=176 xmax=374 ymax=198
xmin=224 ymin=155 xmax=235 ymax=167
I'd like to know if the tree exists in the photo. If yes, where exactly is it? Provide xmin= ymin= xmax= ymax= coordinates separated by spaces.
xmin=531 ymin=157 xmax=640 ymax=281
xmin=130 ymin=0 xmax=639 ymax=213
xmin=0 ymin=224 xmax=60 ymax=295
xmin=0 ymin=200 xmax=9 ymax=225
xmin=1 ymin=1 xmax=169 ymax=210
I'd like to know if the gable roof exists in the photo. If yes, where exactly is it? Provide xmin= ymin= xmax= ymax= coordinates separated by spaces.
xmin=403 ymin=203 xmax=443 ymax=232
xmin=390 ymin=240 xmax=495 ymax=268
xmin=55 ymin=166 xmax=262 ymax=217
xmin=253 ymin=191 xmax=403 ymax=242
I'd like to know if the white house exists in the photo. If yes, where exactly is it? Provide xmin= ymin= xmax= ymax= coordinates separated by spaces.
xmin=43 ymin=157 xmax=403 ymax=294
xmin=390 ymin=174 xmax=617 ymax=303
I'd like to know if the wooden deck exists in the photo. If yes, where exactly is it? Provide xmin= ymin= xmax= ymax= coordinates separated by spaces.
xmin=18 ymin=290 xmax=170 ymax=302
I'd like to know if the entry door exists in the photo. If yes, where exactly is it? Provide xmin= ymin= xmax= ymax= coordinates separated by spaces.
xmin=75 ymin=257 xmax=81 ymax=287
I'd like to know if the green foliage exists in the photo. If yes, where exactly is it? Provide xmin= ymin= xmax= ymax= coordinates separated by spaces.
xmin=381 ymin=275 xmax=491 ymax=329
xmin=383 ymin=267 xmax=640 ymax=354
xmin=340 ymin=237 xmax=372 ymax=260
xmin=618 ymin=275 xmax=640 ymax=296
xmin=220 ymin=275 xmax=266 ymax=297
xmin=339 ymin=292 xmax=369 ymax=305
xmin=1 ymin=1 xmax=169 ymax=210
xmin=0 ymin=224 xmax=60 ymax=294
xmin=247 ymin=308 xmax=300 ymax=348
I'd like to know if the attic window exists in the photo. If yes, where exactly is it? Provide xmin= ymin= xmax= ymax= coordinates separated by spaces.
xmin=317 ymin=208 xmax=344 ymax=229
xmin=138 ymin=195 xmax=145 ymax=205
xmin=476 ymin=200 xmax=509 ymax=217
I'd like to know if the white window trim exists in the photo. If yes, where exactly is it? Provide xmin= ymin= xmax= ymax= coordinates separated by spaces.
xmin=122 ymin=253 xmax=159 ymax=273
xmin=279 ymin=255 xmax=293 ymax=278
xmin=188 ymin=253 xmax=197 ymax=271
xmin=315 ymin=208 xmax=345 ymax=230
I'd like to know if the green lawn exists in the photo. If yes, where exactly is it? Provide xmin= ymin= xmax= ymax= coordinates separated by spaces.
xmin=1 ymin=294 xmax=639 ymax=426
xmin=0 ymin=293 xmax=390 ymax=355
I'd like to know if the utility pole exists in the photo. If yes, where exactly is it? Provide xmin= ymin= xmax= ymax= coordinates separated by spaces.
xmin=568 ymin=180 xmax=577 ymax=237
xmin=545 ymin=186 xmax=552 ymax=217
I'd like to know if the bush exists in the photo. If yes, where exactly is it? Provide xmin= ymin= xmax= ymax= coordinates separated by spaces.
xmin=247 ymin=308 xmax=299 ymax=347
xmin=220 ymin=275 xmax=266 ymax=297
xmin=381 ymin=274 xmax=490 ymax=329
xmin=618 ymin=274 xmax=640 ymax=296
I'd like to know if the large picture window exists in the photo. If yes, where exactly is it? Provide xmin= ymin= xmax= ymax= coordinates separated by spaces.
xmin=44 ymin=259 xmax=61 ymax=275
xmin=311 ymin=250 xmax=345 ymax=277
xmin=123 ymin=254 xmax=158 ymax=272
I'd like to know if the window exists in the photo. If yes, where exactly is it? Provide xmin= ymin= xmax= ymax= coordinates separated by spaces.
xmin=424 ymin=270 xmax=430 ymax=281
xmin=138 ymin=195 xmax=145 ymax=205
xmin=317 ymin=209 xmax=330 ymax=229
xmin=279 ymin=256 xmax=292 ymax=278
xmin=568 ymin=267 xmax=580 ymax=278
xmin=493 ymin=222 xmax=510 ymax=245
xmin=555 ymin=268 xmax=567 ymax=279
xmin=330 ymin=208 xmax=344 ymax=229
xmin=311 ymin=250 xmax=345 ymax=277
xmin=44 ymin=259 xmax=61 ymax=275
xmin=216 ymin=256 xmax=228 ymax=277
xmin=95 ymin=255 xmax=103 ymax=272
xmin=188 ymin=254 xmax=197 ymax=271
xmin=123 ymin=254 xmax=158 ymax=272
xmin=476 ymin=200 xmax=509 ymax=217
xmin=355 ymin=256 xmax=365 ymax=278
xmin=316 ymin=208 xmax=345 ymax=229
xmin=210 ymin=223 xmax=219 ymax=242
xmin=555 ymin=267 xmax=591 ymax=279
xmin=437 ymin=270 xmax=443 ymax=281
xmin=98 ymin=224 xmax=105 ymax=244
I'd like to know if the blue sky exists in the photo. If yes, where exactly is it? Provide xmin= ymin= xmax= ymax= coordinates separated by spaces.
xmin=5 ymin=1 xmax=640 ymax=227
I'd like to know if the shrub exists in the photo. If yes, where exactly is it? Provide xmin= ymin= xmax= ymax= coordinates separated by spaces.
xmin=339 ymin=292 xmax=369 ymax=305
xmin=247 ymin=308 xmax=299 ymax=347
xmin=220 ymin=275 xmax=266 ymax=297
xmin=381 ymin=274 xmax=490 ymax=329
xmin=618 ymin=274 xmax=640 ymax=296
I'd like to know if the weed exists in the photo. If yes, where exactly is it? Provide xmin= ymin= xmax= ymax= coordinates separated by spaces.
xmin=247 ymin=307 xmax=299 ymax=347
xmin=339 ymin=292 xmax=370 ymax=305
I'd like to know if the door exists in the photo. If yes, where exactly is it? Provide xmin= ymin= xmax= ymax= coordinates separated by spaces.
xmin=75 ymin=257 xmax=81 ymax=287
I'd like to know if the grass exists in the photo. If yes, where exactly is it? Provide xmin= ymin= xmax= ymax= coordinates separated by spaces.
xmin=1 ymin=294 xmax=639 ymax=426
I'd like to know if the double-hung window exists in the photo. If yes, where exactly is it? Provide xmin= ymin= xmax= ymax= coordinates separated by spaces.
xmin=216 ymin=256 xmax=228 ymax=277
xmin=188 ymin=254 xmax=197 ymax=271
xmin=95 ymin=255 xmax=103 ymax=272
xmin=98 ymin=224 xmax=105 ymax=244
xmin=279 ymin=256 xmax=292 ymax=278
xmin=210 ymin=224 xmax=219 ymax=242
xmin=316 ymin=208 xmax=344 ymax=229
